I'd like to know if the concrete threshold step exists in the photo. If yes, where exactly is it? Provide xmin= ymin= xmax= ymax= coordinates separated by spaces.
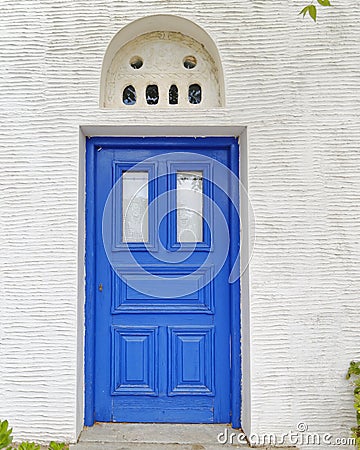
xmin=70 ymin=444 xmax=245 ymax=449
xmin=69 ymin=423 xmax=248 ymax=449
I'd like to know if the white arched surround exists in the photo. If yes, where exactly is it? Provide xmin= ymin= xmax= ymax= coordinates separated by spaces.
xmin=99 ymin=15 xmax=226 ymax=108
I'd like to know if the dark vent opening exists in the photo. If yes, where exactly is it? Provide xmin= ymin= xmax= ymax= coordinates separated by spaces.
xmin=183 ymin=56 xmax=197 ymax=69
xmin=146 ymin=85 xmax=159 ymax=105
xmin=169 ymin=85 xmax=179 ymax=105
xmin=130 ymin=56 xmax=143 ymax=69
xmin=188 ymin=84 xmax=201 ymax=104
xmin=123 ymin=85 xmax=136 ymax=105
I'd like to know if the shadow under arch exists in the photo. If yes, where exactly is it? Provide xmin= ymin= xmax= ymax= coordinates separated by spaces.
xmin=99 ymin=14 xmax=225 ymax=108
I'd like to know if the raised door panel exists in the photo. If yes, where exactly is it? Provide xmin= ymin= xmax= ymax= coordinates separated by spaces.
xmin=111 ymin=326 xmax=158 ymax=395
xmin=168 ymin=326 xmax=215 ymax=396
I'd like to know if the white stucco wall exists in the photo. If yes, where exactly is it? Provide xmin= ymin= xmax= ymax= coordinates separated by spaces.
xmin=0 ymin=0 xmax=360 ymax=446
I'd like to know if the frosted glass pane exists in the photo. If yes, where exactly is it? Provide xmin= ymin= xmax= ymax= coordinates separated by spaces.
xmin=122 ymin=171 xmax=148 ymax=242
xmin=177 ymin=171 xmax=203 ymax=242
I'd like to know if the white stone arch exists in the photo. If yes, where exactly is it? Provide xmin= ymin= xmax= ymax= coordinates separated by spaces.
xmin=100 ymin=15 xmax=225 ymax=108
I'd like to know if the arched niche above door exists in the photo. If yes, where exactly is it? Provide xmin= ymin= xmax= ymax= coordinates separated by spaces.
xmin=100 ymin=15 xmax=225 ymax=109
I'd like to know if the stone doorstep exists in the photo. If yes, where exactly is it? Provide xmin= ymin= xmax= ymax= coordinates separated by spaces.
xmin=69 ymin=444 xmax=245 ymax=449
xmin=69 ymin=423 xmax=250 ymax=449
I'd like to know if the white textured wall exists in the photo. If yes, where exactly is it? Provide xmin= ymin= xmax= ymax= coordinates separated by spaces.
xmin=0 ymin=0 xmax=360 ymax=445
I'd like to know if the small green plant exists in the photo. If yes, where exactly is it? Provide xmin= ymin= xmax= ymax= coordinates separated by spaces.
xmin=0 ymin=420 xmax=68 ymax=450
xmin=0 ymin=420 xmax=13 ymax=450
xmin=346 ymin=361 xmax=360 ymax=450
xmin=48 ymin=443 xmax=68 ymax=450
xmin=17 ymin=444 xmax=40 ymax=450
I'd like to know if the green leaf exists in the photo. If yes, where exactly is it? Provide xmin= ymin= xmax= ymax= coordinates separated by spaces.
xmin=348 ymin=361 xmax=360 ymax=378
xmin=309 ymin=5 xmax=317 ymax=21
xmin=317 ymin=0 xmax=331 ymax=6
xmin=299 ymin=4 xmax=317 ymax=22
xmin=300 ymin=5 xmax=311 ymax=17
xmin=0 ymin=420 xmax=13 ymax=450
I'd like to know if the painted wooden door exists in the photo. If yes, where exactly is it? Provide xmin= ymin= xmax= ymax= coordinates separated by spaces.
xmin=86 ymin=137 xmax=240 ymax=425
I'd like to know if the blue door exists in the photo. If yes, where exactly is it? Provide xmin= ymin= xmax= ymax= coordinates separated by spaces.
xmin=86 ymin=137 xmax=240 ymax=425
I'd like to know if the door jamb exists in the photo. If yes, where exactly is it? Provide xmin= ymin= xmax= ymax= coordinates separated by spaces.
xmin=84 ymin=135 xmax=241 ymax=428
